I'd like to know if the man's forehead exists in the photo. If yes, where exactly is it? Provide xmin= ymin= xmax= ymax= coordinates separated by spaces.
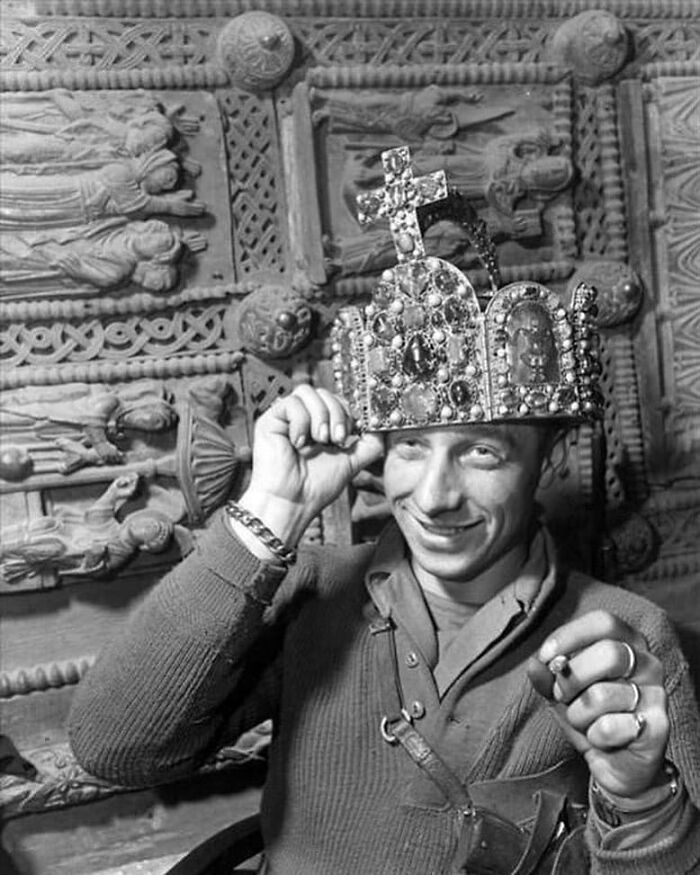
xmin=387 ymin=421 xmax=544 ymax=446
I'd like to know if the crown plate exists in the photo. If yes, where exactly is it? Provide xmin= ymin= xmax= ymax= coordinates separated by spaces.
xmin=331 ymin=146 xmax=603 ymax=432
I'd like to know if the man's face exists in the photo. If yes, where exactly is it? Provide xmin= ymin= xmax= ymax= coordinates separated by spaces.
xmin=383 ymin=423 xmax=548 ymax=592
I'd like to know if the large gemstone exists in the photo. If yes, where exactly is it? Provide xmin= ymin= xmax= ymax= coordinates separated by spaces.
xmin=434 ymin=268 xmax=458 ymax=294
xmin=450 ymin=380 xmax=473 ymax=408
xmin=447 ymin=334 xmax=467 ymax=365
xmin=373 ymin=386 xmax=396 ymax=417
xmin=403 ymin=304 xmax=425 ymax=329
xmin=386 ymin=150 xmax=407 ymax=175
xmin=368 ymin=346 xmax=388 ymax=374
xmin=373 ymin=282 xmax=394 ymax=308
xmin=403 ymin=385 xmax=437 ymax=423
xmin=372 ymin=312 xmax=395 ymax=341
xmin=444 ymin=295 xmax=465 ymax=324
xmin=403 ymin=334 xmax=434 ymax=377
xmin=398 ymin=261 xmax=430 ymax=297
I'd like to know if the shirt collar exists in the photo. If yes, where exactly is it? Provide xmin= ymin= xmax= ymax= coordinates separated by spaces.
xmin=365 ymin=521 xmax=560 ymax=688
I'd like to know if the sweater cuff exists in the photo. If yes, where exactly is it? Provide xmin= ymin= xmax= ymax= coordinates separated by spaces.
xmin=586 ymin=792 xmax=700 ymax=873
xmin=199 ymin=509 xmax=289 ymax=605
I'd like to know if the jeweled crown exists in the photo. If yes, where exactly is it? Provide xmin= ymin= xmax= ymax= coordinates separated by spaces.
xmin=331 ymin=146 xmax=603 ymax=432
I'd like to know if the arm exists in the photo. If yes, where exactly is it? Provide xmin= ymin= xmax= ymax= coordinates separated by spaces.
xmin=68 ymin=386 xmax=383 ymax=786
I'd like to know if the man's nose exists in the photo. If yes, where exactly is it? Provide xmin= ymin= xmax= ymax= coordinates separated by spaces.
xmin=412 ymin=454 xmax=463 ymax=516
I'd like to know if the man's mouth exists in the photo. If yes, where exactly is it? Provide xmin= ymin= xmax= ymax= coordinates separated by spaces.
xmin=416 ymin=518 xmax=482 ymax=537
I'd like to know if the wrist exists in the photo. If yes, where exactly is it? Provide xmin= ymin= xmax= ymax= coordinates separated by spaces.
xmin=237 ymin=488 xmax=310 ymax=548
xmin=590 ymin=761 xmax=680 ymax=825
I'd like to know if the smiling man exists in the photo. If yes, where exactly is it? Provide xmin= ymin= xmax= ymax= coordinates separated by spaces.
xmin=69 ymin=150 xmax=700 ymax=874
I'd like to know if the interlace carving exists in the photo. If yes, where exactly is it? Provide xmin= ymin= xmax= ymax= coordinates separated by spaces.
xmin=220 ymin=90 xmax=286 ymax=277
xmin=1 ymin=303 xmax=229 ymax=368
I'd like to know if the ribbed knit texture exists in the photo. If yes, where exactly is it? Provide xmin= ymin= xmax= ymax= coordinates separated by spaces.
xmin=69 ymin=510 xmax=700 ymax=874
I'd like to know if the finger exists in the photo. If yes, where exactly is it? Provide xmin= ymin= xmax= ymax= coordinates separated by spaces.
xmin=291 ymin=385 xmax=338 ymax=444
xmin=272 ymin=395 xmax=311 ymax=448
xmin=585 ymin=687 xmax=669 ymax=751
xmin=552 ymin=641 xmax=662 ymax=704
xmin=526 ymin=655 xmax=556 ymax=700
xmin=314 ymin=387 xmax=356 ymax=445
xmin=346 ymin=433 xmax=385 ymax=476
xmin=565 ymin=680 xmax=644 ymax=732
xmin=538 ymin=610 xmax=647 ymax=664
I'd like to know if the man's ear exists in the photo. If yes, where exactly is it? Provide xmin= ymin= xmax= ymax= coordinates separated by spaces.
xmin=539 ymin=426 xmax=570 ymax=486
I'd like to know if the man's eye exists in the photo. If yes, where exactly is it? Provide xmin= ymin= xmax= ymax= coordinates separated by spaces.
xmin=465 ymin=445 xmax=503 ymax=465
xmin=394 ymin=439 xmax=424 ymax=457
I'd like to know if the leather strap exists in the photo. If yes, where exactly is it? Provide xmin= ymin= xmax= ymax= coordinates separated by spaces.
xmin=370 ymin=612 xmax=474 ymax=811
xmin=369 ymin=605 xmax=578 ymax=875
xmin=511 ymin=790 xmax=567 ymax=875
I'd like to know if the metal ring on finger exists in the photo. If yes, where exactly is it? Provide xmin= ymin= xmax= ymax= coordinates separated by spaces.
xmin=620 ymin=641 xmax=637 ymax=678
xmin=625 ymin=680 xmax=641 ymax=713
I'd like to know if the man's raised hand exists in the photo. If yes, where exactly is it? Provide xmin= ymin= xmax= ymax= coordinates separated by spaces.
xmin=236 ymin=385 xmax=384 ymax=551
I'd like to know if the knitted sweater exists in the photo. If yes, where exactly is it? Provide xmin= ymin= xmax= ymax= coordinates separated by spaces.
xmin=68 ymin=511 xmax=700 ymax=874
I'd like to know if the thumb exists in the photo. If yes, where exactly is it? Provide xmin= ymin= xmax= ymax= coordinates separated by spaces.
xmin=346 ymin=433 xmax=384 ymax=476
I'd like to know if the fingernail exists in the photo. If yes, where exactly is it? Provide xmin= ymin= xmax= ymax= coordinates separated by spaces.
xmin=334 ymin=424 xmax=346 ymax=444
xmin=318 ymin=423 xmax=329 ymax=443
xmin=294 ymin=435 xmax=306 ymax=448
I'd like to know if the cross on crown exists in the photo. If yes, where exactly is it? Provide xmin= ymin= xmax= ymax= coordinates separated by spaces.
xmin=355 ymin=146 xmax=447 ymax=264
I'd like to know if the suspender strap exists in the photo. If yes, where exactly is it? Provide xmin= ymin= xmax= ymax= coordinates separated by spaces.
xmin=368 ymin=605 xmax=581 ymax=875
xmin=369 ymin=612 xmax=473 ymax=812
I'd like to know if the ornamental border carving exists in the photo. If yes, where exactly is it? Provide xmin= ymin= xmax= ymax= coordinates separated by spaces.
xmin=0 ymin=284 xmax=240 ymax=325
xmin=0 ymin=66 xmax=229 ymax=91
xmin=640 ymin=60 xmax=700 ymax=79
xmin=305 ymin=62 xmax=571 ymax=88
xmin=595 ymin=84 xmax=629 ymax=263
xmin=1 ymin=349 xmax=245 ymax=390
xmin=27 ymin=0 xmax=700 ymax=21
xmin=0 ymin=657 xmax=94 ymax=699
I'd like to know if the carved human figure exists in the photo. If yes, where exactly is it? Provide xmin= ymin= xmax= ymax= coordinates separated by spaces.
xmin=0 ymin=218 xmax=206 ymax=293
xmin=0 ymin=150 xmax=205 ymax=230
xmin=0 ymin=473 xmax=192 ymax=585
xmin=0 ymin=381 xmax=178 ymax=475
xmin=0 ymin=90 xmax=200 ymax=169
xmin=313 ymin=84 xmax=514 ymax=142
xmin=483 ymin=129 xmax=574 ymax=215
xmin=329 ymin=129 xmax=572 ymax=276
xmin=344 ymin=129 xmax=572 ymax=218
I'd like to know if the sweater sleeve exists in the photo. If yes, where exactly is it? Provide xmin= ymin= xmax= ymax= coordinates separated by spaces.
xmin=68 ymin=509 xmax=306 ymax=786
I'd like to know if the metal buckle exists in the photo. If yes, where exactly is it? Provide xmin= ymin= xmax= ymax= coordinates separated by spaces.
xmin=380 ymin=709 xmax=413 ymax=744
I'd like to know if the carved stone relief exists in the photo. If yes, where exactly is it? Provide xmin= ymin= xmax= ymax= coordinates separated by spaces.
xmin=296 ymin=66 xmax=577 ymax=294
xmin=0 ymin=375 xmax=249 ymax=591
xmin=0 ymin=88 xmax=233 ymax=299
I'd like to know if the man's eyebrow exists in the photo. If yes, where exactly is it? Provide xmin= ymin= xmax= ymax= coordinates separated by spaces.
xmin=461 ymin=425 xmax=516 ymax=446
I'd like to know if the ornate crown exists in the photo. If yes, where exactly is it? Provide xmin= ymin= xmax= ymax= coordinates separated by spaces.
xmin=331 ymin=146 xmax=603 ymax=432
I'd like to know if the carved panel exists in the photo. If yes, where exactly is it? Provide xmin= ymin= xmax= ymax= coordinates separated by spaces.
xmin=648 ymin=77 xmax=700 ymax=471
xmin=292 ymin=64 xmax=577 ymax=297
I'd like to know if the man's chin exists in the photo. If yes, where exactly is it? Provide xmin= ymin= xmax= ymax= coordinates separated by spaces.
xmin=410 ymin=546 xmax=490 ymax=584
